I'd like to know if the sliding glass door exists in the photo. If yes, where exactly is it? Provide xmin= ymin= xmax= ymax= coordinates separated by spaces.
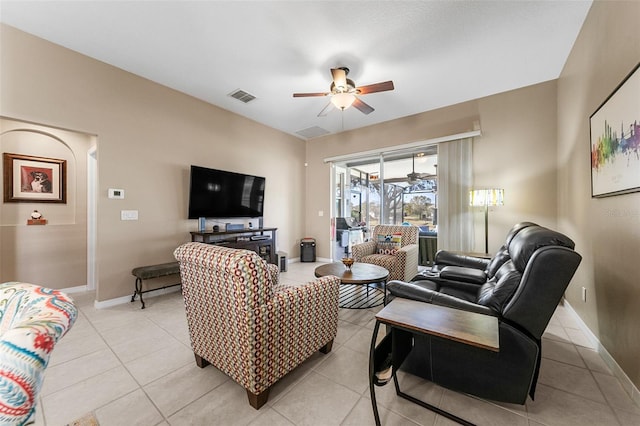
xmin=331 ymin=146 xmax=438 ymax=261
xmin=332 ymin=161 xmax=378 ymax=261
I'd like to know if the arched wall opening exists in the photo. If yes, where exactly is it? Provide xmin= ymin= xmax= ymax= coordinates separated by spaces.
xmin=0 ymin=117 xmax=96 ymax=290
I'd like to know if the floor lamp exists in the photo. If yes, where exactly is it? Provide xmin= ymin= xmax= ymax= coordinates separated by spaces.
xmin=469 ymin=188 xmax=504 ymax=254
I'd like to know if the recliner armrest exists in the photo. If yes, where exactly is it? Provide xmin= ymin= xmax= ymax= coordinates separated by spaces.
xmin=433 ymin=250 xmax=490 ymax=270
xmin=386 ymin=280 xmax=497 ymax=316
xmin=440 ymin=266 xmax=487 ymax=285
xmin=408 ymin=273 xmax=487 ymax=294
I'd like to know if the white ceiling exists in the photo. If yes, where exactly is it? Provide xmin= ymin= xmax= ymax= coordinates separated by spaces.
xmin=0 ymin=1 xmax=592 ymax=140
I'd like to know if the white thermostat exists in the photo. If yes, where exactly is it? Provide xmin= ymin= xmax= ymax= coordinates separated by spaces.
xmin=108 ymin=188 xmax=125 ymax=199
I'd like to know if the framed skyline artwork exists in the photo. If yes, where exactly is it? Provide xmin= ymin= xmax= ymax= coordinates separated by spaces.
xmin=590 ymin=62 xmax=640 ymax=198
xmin=3 ymin=152 xmax=67 ymax=203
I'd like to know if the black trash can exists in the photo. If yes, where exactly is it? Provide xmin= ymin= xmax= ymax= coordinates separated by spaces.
xmin=277 ymin=251 xmax=288 ymax=272
xmin=300 ymin=237 xmax=316 ymax=262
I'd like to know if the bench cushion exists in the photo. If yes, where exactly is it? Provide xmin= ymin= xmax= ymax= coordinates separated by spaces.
xmin=132 ymin=261 xmax=180 ymax=280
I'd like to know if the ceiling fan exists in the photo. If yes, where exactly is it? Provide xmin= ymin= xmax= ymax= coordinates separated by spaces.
xmin=293 ymin=67 xmax=394 ymax=117
xmin=407 ymin=154 xmax=437 ymax=185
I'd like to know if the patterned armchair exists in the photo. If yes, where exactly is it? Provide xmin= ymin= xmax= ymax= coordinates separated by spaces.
xmin=352 ymin=225 xmax=419 ymax=281
xmin=0 ymin=282 xmax=77 ymax=426
xmin=174 ymin=242 xmax=340 ymax=409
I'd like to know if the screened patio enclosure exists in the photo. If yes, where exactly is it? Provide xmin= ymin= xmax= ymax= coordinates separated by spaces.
xmin=331 ymin=146 xmax=438 ymax=262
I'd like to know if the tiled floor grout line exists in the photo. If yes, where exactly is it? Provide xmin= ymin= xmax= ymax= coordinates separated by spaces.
xmin=40 ymin=309 xmax=122 ymax=425
xmin=547 ymin=313 xmax=627 ymax=426
xmin=556 ymin=321 xmax=630 ymax=416
xmin=576 ymin=345 xmax=626 ymax=426
xmin=79 ymin=303 xmax=180 ymax=425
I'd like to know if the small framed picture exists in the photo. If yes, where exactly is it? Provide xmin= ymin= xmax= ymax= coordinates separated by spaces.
xmin=3 ymin=152 xmax=67 ymax=203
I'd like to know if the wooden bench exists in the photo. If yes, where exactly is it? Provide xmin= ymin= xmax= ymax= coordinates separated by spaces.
xmin=131 ymin=261 xmax=181 ymax=309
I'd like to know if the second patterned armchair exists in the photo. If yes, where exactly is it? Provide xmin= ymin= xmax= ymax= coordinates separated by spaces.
xmin=174 ymin=242 xmax=340 ymax=409
xmin=352 ymin=224 xmax=419 ymax=281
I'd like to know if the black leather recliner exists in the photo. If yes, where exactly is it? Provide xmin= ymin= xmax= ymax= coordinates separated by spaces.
xmin=422 ymin=222 xmax=538 ymax=289
xmin=386 ymin=224 xmax=582 ymax=404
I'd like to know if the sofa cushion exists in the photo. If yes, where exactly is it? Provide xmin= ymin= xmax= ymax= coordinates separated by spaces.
xmin=505 ymin=221 xmax=539 ymax=246
xmin=439 ymin=285 xmax=478 ymax=303
xmin=377 ymin=232 xmax=402 ymax=243
xmin=378 ymin=241 xmax=400 ymax=254
xmin=476 ymin=260 xmax=522 ymax=312
xmin=510 ymin=226 xmax=575 ymax=272
xmin=361 ymin=253 xmax=397 ymax=272
xmin=485 ymin=248 xmax=510 ymax=278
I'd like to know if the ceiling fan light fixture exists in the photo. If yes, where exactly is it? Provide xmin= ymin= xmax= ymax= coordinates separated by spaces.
xmin=331 ymin=92 xmax=356 ymax=110
xmin=407 ymin=172 xmax=421 ymax=185
xmin=293 ymin=67 xmax=394 ymax=116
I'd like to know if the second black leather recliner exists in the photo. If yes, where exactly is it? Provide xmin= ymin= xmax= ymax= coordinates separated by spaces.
xmin=416 ymin=221 xmax=538 ymax=290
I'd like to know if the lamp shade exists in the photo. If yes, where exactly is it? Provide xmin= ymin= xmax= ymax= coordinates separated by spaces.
xmin=469 ymin=188 xmax=504 ymax=207
xmin=331 ymin=92 xmax=356 ymax=110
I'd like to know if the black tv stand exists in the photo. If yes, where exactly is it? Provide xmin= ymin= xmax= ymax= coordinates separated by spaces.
xmin=190 ymin=228 xmax=277 ymax=265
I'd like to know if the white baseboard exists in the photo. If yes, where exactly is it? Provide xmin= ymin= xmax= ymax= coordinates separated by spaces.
xmin=94 ymin=294 xmax=132 ymax=309
xmin=563 ymin=299 xmax=640 ymax=408
xmin=61 ymin=285 xmax=89 ymax=294
xmin=94 ymin=285 xmax=181 ymax=309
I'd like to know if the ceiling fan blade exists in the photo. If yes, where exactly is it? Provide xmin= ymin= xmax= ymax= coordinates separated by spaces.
xmin=293 ymin=92 xmax=330 ymax=97
xmin=356 ymin=80 xmax=394 ymax=95
xmin=331 ymin=68 xmax=348 ymax=90
xmin=352 ymin=97 xmax=374 ymax=115
xmin=317 ymin=101 xmax=335 ymax=117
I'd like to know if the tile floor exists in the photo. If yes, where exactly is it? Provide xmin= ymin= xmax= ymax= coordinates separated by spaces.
xmin=36 ymin=262 xmax=640 ymax=426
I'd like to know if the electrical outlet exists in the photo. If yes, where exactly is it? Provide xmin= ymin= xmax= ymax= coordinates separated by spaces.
xmin=582 ymin=287 xmax=587 ymax=302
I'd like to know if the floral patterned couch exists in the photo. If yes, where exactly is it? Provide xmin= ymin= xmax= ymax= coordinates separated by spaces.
xmin=0 ymin=282 xmax=77 ymax=425
xmin=174 ymin=242 xmax=340 ymax=409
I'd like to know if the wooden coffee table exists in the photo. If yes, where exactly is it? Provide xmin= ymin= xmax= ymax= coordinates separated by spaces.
xmin=314 ymin=262 xmax=389 ymax=309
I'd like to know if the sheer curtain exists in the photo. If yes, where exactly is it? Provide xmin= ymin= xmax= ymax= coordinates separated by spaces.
xmin=437 ymin=138 xmax=474 ymax=251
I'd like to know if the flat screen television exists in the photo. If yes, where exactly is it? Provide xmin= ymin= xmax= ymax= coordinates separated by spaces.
xmin=188 ymin=165 xmax=265 ymax=219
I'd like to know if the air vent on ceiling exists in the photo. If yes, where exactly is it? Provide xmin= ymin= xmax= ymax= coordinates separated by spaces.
xmin=295 ymin=126 xmax=330 ymax=139
xmin=228 ymin=89 xmax=256 ymax=103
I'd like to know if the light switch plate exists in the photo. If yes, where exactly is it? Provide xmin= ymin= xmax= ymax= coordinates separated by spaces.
xmin=121 ymin=210 xmax=138 ymax=220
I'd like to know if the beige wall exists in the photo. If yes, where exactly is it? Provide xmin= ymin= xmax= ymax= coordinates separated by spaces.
xmin=0 ymin=24 xmax=305 ymax=301
xmin=305 ymin=80 xmax=559 ymax=258
xmin=557 ymin=1 xmax=640 ymax=390
xmin=0 ymin=118 xmax=93 ymax=288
